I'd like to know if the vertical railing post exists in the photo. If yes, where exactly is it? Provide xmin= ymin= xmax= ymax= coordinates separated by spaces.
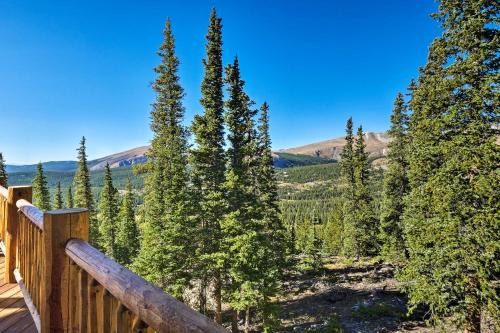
xmin=4 ymin=185 xmax=32 ymax=283
xmin=41 ymin=208 xmax=88 ymax=333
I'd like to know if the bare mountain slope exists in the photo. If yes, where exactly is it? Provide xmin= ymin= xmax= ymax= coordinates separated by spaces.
xmin=89 ymin=146 xmax=150 ymax=171
xmin=281 ymin=132 xmax=391 ymax=160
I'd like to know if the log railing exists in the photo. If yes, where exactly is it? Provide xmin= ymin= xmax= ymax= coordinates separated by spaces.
xmin=0 ymin=185 xmax=227 ymax=333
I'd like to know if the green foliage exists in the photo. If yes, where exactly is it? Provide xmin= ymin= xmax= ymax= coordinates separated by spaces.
xmin=189 ymin=8 xmax=226 ymax=314
xmin=379 ymin=93 xmax=409 ymax=262
xmin=321 ymin=206 xmax=344 ymax=255
xmin=353 ymin=303 xmax=401 ymax=320
xmin=97 ymin=164 xmax=119 ymax=257
xmin=275 ymin=152 xmax=334 ymax=168
xmin=53 ymin=181 xmax=63 ymax=210
xmin=134 ymin=19 xmax=195 ymax=301
xmin=400 ymin=1 xmax=500 ymax=330
xmin=115 ymin=179 xmax=139 ymax=266
xmin=341 ymin=122 xmax=378 ymax=258
xmin=32 ymin=162 xmax=51 ymax=211
xmin=317 ymin=314 xmax=344 ymax=333
xmin=73 ymin=137 xmax=98 ymax=244
xmin=298 ymin=223 xmax=322 ymax=272
xmin=66 ymin=186 xmax=73 ymax=208
xmin=276 ymin=163 xmax=341 ymax=184
xmin=0 ymin=153 xmax=7 ymax=187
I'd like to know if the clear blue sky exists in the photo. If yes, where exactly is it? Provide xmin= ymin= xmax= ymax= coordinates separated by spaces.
xmin=0 ymin=0 xmax=439 ymax=164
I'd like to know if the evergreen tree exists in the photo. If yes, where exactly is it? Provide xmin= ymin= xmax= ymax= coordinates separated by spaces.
xmin=340 ymin=118 xmax=355 ymax=187
xmin=66 ymin=186 xmax=74 ymax=208
xmin=340 ymin=118 xmax=357 ymax=257
xmin=341 ymin=122 xmax=378 ymax=258
xmin=97 ymin=163 xmax=119 ymax=257
xmin=256 ymin=102 xmax=288 ymax=329
xmin=400 ymin=1 xmax=499 ymax=331
xmin=133 ymin=19 xmax=194 ymax=300
xmin=73 ymin=137 xmax=96 ymax=242
xmin=257 ymin=103 xmax=287 ymax=259
xmin=0 ymin=153 xmax=7 ymax=187
xmin=53 ymin=181 xmax=63 ymax=210
xmin=222 ymin=57 xmax=264 ymax=330
xmin=190 ymin=8 xmax=226 ymax=318
xmin=353 ymin=126 xmax=378 ymax=256
xmin=116 ymin=179 xmax=138 ymax=266
xmin=32 ymin=162 xmax=51 ymax=211
xmin=379 ymin=93 xmax=409 ymax=262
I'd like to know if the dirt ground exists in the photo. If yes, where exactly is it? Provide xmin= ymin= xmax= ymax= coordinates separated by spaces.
xmin=276 ymin=257 xmax=460 ymax=333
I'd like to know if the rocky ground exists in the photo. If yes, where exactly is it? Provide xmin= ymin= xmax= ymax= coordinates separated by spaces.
xmin=276 ymin=257 xmax=455 ymax=333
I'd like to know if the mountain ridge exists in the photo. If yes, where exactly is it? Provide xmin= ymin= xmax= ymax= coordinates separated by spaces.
xmin=6 ymin=132 xmax=389 ymax=173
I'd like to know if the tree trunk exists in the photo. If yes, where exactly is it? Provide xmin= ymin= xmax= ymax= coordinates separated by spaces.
xmin=199 ymin=278 xmax=207 ymax=315
xmin=214 ymin=272 xmax=222 ymax=324
xmin=244 ymin=307 xmax=250 ymax=333
xmin=231 ymin=309 xmax=239 ymax=333
xmin=464 ymin=278 xmax=481 ymax=333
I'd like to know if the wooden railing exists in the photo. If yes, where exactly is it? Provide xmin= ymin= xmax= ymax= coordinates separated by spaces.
xmin=0 ymin=185 xmax=227 ymax=333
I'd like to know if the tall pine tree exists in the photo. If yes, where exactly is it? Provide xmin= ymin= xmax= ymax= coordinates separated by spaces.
xmin=379 ymin=93 xmax=409 ymax=262
xmin=341 ymin=121 xmax=378 ymax=258
xmin=66 ymin=186 xmax=74 ymax=208
xmin=190 ymin=8 xmax=226 ymax=319
xmin=222 ymin=57 xmax=263 ymax=330
xmin=97 ymin=163 xmax=119 ymax=258
xmin=353 ymin=126 xmax=378 ymax=256
xmin=133 ymin=19 xmax=194 ymax=301
xmin=32 ymin=162 xmax=51 ymax=211
xmin=400 ymin=1 xmax=499 ymax=331
xmin=116 ymin=179 xmax=138 ymax=266
xmin=0 ymin=153 xmax=7 ymax=187
xmin=340 ymin=118 xmax=357 ymax=257
xmin=256 ymin=102 xmax=287 ymax=329
xmin=53 ymin=181 xmax=63 ymax=210
xmin=73 ymin=137 xmax=96 ymax=242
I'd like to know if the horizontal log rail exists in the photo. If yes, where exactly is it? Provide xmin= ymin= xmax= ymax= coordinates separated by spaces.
xmin=0 ymin=187 xmax=7 ymax=253
xmin=0 ymin=184 xmax=228 ymax=333
xmin=66 ymin=238 xmax=227 ymax=333
xmin=17 ymin=199 xmax=44 ymax=230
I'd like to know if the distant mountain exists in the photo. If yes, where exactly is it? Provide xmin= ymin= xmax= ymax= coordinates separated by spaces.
xmin=6 ymin=132 xmax=390 ymax=173
xmin=281 ymin=132 xmax=390 ymax=160
xmin=6 ymin=146 xmax=149 ymax=173
xmin=6 ymin=161 xmax=78 ymax=173
xmin=89 ymin=146 xmax=149 ymax=171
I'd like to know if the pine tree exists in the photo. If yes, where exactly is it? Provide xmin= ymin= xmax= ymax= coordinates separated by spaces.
xmin=53 ymin=181 xmax=63 ymax=210
xmin=66 ymin=186 xmax=74 ymax=208
xmin=133 ymin=19 xmax=194 ymax=301
xmin=340 ymin=118 xmax=355 ymax=188
xmin=73 ymin=137 xmax=96 ymax=242
xmin=256 ymin=102 xmax=287 ymax=329
xmin=0 ymin=153 xmax=7 ymax=187
xmin=341 ymin=121 xmax=378 ymax=258
xmin=32 ymin=162 xmax=51 ymax=211
xmin=190 ymin=8 xmax=226 ymax=318
xmin=353 ymin=126 xmax=378 ymax=256
xmin=97 ymin=163 xmax=119 ymax=258
xmin=257 ymin=102 xmax=287 ymax=258
xmin=340 ymin=118 xmax=357 ymax=257
xmin=116 ymin=179 xmax=138 ymax=266
xmin=222 ymin=57 xmax=264 ymax=330
xmin=400 ymin=1 xmax=499 ymax=331
xmin=379 ymin=93 xmax=409 ymax=262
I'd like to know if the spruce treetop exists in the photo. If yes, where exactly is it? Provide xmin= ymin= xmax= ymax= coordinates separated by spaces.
xmin=32 ymin=162 xmax=51 ymax=211
xmin=0 ymin=153 xmax=7 ymax=188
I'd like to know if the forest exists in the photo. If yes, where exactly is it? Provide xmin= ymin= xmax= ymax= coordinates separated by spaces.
xmin=0 ymin=1 xmax=498 ymax=332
